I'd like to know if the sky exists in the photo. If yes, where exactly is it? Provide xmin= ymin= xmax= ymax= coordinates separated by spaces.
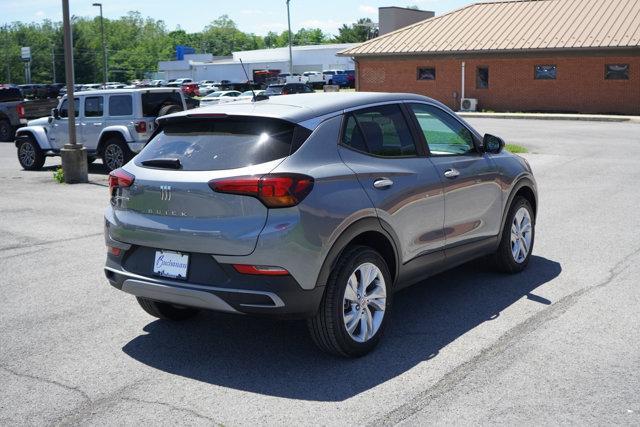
xmin=1 ymin=0 xmax=489 ymax=36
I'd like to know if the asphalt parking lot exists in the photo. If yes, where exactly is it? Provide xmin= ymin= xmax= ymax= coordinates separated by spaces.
xmin=1 ymin=118 xmax=639 ymax=425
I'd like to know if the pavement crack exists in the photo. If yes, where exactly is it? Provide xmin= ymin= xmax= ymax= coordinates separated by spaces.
xmin=120 ymin=397 xmax=222 ymax=424
xmin=370 ymin=245 xmax=640 ymax=426
xmin=0 ymin=365 xmax=91 ymax=403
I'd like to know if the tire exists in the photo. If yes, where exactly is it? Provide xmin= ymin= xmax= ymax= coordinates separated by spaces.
xmin=308 ymin=245 xmax=392 ymax=357
xmin=494 ymin=196 xmax=535 ymax=273
xmin=0 ymin=119 xmax=13 ymax=142
xmin=101 ymin=137 xmax=132 ymax=172
xmin=17 ymin=136 xmax=46 ymax=170
xmin=136 ymin=297 xmax=199 ymax=321
xmin=158 ymin=104 xmax=182 ymax=117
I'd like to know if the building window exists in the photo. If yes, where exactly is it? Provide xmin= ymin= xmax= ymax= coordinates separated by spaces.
xmin=605 ymin=64 xmax=629 ymax=80
xmin=535 ymin=65 xmax=557 ymax=80
xmin=417 ymin=67 xmax=436 ymax=80
xmin=476 ymin=67 xmax=489 ymax=89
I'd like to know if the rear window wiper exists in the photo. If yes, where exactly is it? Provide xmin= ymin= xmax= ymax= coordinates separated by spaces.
xmin=141 ymin=158 xmax=182 ymax=169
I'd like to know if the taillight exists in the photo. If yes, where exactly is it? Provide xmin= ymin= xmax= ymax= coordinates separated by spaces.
xmin=209 ymin=174 xmax=314 ymax=208
xmin=16 ymin=104 xmax=25 ymax=119
xmin=233 ymin=264 xmax=289 ymax=276
xmin=134 ymin=121 xmax=147 ymax=133
xmin=108 ymin=168 xmax=135 ymax=193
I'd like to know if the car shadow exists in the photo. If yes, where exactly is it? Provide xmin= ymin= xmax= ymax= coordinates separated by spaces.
xmin=122 ymin=255 xmax=561 ymax=401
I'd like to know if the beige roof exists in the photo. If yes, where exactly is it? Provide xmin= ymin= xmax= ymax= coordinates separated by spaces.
xmin=339 ymin=0 xmax=640 ymax=57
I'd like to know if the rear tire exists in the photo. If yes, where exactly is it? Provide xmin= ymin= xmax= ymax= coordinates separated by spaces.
xmin=494 ymin=196 xmax=535 ymax=273
xmin=308 ymin=245 xmax=392 ymax=357
xmin=17 ymin=136 xmax=46 ymax=170
xmin=136 ymin=297 xmax=199 ymax=321
xmin=101 ymin=137 xmax=132 ymax=172
xmin=158 ymin=104 xmax=182 ymax=117
xmin=0 ymin=119 xmax=13 ymax=142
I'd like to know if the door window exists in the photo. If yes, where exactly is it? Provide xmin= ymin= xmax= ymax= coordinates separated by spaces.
xmin=59 ymin=98 xmax=79 ymax=118
xmin=409 ymin=104 xmax=475 ymax=156
xmin=108 ymin=95 xmax=133 ymax=116
xmin=342 ymin=104 xmax=417 ymax=157
xmin=84 ymin=96 xmax=104 ymax=117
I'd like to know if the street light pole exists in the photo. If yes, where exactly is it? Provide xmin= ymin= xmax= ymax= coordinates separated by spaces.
xmin=286 ymin=0 xmax=293 ymax=74
xmin=61 ymin=0 xmax=88 ymax=183
xmin=93 ymin=3 xmax=107 ymax=87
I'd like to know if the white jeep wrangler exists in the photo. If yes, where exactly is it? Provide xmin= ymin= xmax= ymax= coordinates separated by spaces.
xmin=15 ymin=88 xmax=186 ymax=172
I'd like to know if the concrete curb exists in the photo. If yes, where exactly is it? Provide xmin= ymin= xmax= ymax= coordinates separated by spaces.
xmin=458 ymin=112 xmax=640 ymax=123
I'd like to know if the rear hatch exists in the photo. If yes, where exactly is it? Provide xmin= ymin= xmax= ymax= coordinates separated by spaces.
xmin=108 ymin=115 xmax=309 ymax=256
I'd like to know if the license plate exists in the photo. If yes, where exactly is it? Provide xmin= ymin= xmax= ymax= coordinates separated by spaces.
xmin=153 ymin=250 xmax=189 ymax=279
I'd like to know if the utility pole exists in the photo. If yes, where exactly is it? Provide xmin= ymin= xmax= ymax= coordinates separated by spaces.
xmin=93 ymin=3 xmax=107 ymax=87
xmin=51 ymin=46 xmax=56 ymax=83
xmin=60 ymin=0 xmax=88 ymax=183
xmin=286 ymin=0 xmax=293 ymax=74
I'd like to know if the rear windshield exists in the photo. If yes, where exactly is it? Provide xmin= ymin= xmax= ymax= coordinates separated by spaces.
xmin=141 ymin=92 xmax=183 ymax=117
xmin=0 ymin=87 xmax=22 ymax=102
xmin=136 ymin=117 xmax=311 ymax=171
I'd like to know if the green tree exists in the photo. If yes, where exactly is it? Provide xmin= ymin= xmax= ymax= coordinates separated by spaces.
xmin=334 ymin=18 xmax=375 ymax=43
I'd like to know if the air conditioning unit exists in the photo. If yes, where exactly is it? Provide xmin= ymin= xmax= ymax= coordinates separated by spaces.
xmin=460 ymin=98 xmax=478 ymax=112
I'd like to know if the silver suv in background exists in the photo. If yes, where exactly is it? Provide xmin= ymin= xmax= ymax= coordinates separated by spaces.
xmin=104 ymin=92 xmax=538 ymax=357
xmin=15 ymin=88 xmax=187 ymax=172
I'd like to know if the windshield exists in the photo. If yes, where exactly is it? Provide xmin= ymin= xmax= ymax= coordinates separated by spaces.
xmin=206 ymin=92 xmax=223 ymax=98
xmin=265 ymin=86 xmax=284 ymax=95
xmin=137 ymin=117 xmax=311 ymax=171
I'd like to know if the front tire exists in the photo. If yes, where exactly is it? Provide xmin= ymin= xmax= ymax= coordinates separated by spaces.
xmin=494 ymin=196 xmax=535 ymax=273
xmin=136 ymin=297 xmax=199 ymax=321
xmin=17 ymin=137 xmax=46 ymax=170
xmin=101 ymin=137 xmax=132 ymax=172
xmin=308 ymin=246 xmax=392 ymax=357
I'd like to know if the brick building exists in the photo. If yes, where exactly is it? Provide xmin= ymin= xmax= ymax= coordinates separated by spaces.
xmin=340 ymin=0 xmax=640 ymax=115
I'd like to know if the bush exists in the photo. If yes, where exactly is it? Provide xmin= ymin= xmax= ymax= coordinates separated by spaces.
xmin=53 ymin=167 xmax=64 ymax=183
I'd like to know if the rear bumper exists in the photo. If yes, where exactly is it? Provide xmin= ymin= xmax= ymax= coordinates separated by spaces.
xmin=104 ymin=252 xmax=325 ymax=318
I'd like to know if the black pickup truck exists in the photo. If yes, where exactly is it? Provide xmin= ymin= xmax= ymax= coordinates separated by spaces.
xmin=0 ymin=86 xmax=27 ymax=142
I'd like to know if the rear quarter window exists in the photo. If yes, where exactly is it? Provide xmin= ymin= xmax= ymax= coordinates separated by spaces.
xmin=136 ymin=117 xmax=311 ymax=171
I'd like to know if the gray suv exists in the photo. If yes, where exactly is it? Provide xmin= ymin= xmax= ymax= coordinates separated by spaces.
xmin=104 ymin=92 xmax=537 ymax=357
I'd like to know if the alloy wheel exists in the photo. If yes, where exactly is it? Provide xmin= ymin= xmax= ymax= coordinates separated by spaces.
xmin=19 ymin=142 xmax=35 ymax=167
xmin=104 ymin=144 xmax=124 ymax=171
xmin=342 ymin=262 xmax=387 ymax=343
xmin=510 ymin=206 xmax=533 ymax=263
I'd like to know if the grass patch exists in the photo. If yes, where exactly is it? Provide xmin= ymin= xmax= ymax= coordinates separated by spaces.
xmin=506 ymin=144 xmax=528 ymax=153
xmin=53 ymin=167 xmax=64 ymax=183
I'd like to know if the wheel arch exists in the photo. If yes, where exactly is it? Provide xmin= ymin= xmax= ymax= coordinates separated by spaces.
xmin=15 ymin=127 xmax=50 ymax=149
xmin=500 ymin=176 xmax=538 ymax=234
xmin=315 ymin=217 xmax=400 ymax=289
xmin=97 ymin=129 xmax=128 ymax=155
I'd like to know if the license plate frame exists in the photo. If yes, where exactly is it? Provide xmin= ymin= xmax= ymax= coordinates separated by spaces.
xmin=153 ymin=250 xmax=189 ymax=280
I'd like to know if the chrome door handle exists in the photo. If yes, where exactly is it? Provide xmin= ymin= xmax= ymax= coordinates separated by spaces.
xmin=93 ymin=123 xmax=102 ymax=126
xmin=444 ymin=169 xmax=460 ymax=179
xmin=373 ymin=178 xmax=394 ymax=189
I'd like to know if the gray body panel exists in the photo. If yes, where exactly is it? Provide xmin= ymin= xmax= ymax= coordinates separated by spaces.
xmin=104 ymin=92 xmax=537 ymax=315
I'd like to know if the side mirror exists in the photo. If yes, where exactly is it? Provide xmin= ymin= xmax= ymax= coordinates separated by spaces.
xmin=483 ymin=134 xmax=505 ymax=154
xmin=52 ymin=108 xmax=60 ymax=119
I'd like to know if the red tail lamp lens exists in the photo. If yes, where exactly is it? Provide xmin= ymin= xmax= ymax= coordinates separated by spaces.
xmin=233 ymin=264 xmax=289 ymax=276
xmin=16 ymin=104 xmax=25 ymax=119
xmin=209 ymin=174 xmax=314 ymax=208
xmin=134 ymin=121 xmax=147 ymax=133
xmin=108 ymin=169 xmax=135 ymax=193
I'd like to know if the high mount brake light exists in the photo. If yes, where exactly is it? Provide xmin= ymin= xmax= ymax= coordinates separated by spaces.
xmin=209 ymin=174 xmax=314 ymax=208
xmin=108 ymin=169 xmax=135 ymax=193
